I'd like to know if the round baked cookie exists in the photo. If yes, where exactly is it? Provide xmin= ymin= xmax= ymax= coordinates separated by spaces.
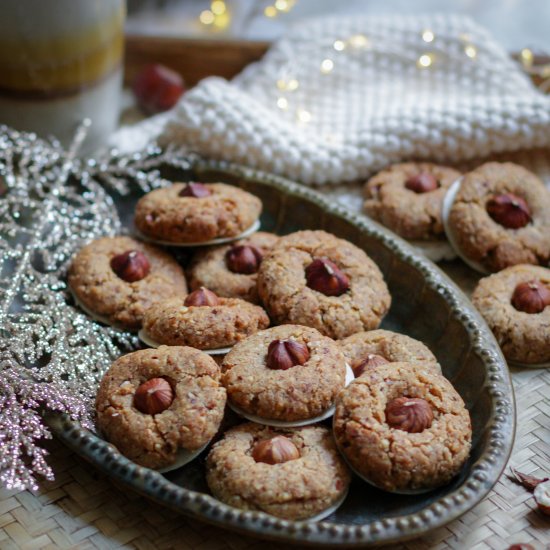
xmin=206 ymin=422 xmax=351 ymax=520
xmin=222 ymin=325 xmax=347 ymax=422
xmin=471 ymin=265 xmax=550 ymax=364
xmin=187 ymin=232 xmax=279 ymax=304
xmin=96 ymin=346 xmax=226 ymax=470
xmin=446 ymin=162 xmax=550 ymax=272
xmin=339 ymin=329 xmax=441 ymax=376
xmin=363 ymin=162 xmax=461 ymax=240
xmin=68 ymin=236 xmax=187 ymax=331
xmin=141 ymin=293 xmax=269 ymax=351
xmin=134 ymin=182 xmax=262 ymax=244
xmin=333 ymin=362 xmax=472 ymax=493
xmin=257 ymin=230 xmax=391 ymax=340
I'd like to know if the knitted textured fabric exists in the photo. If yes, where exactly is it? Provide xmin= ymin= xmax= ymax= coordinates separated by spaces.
xmin=158 ymin=14 xmax=550 ymax=185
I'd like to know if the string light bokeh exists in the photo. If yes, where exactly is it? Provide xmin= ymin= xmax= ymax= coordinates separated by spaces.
xmin=196 ymin=6 xmax=550 ymax=117
xmin=199 ymin=0 xmax=231 ymax=30
xmin=273 ymin=29 xmax=481 ymax=124
xmin=199 ymin=0 xmax=297 ymax=31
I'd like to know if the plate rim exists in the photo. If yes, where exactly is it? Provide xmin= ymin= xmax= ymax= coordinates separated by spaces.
xmin=49 ymin=158 xmax=516 ymax=547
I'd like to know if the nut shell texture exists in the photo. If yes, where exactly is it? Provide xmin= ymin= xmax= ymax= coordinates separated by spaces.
xmin=222 ymin=325 xmax=346 ymax=421
xmin=135 ymin=182 xmax=262 ymax=243
xmin=68 ymin=236 xmax=188 ymax=331
xmin=257 ymin=230 xmax=391 ymax=339
xmin=333 ymin=362 xmax=472 ymax=492
xmin=188 ymin=232 xmax=279 ymax=304
xmin=206 ymin=423 xmax=351 ymax=520
xmin=364 ymin=162 xmax=461 ymax=240
xmin=96 ymin=346 xmax=226 ymax=470
xmin=339 ymin=329 xmax=441 ymax=375
xmin=471 ymin=264 xmax=550 ymax=364
xmin=448 ymin=162 xmax=550 ymax=272
xmin=143 ymin=296 xmax=269 ymax=350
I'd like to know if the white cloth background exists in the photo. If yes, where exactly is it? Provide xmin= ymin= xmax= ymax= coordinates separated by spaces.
xmin=161 ymin=14 xmax=550 ymax=185
xmin=114 ymin=14 xmax=550 ymax=186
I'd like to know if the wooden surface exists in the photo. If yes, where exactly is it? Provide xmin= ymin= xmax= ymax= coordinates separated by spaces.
xmin=124 ymin=36 xmax=269 ymax=87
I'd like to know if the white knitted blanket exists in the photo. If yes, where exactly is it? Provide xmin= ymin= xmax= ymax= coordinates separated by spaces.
xmin=121 ymin=14 xmax=550 ymax=186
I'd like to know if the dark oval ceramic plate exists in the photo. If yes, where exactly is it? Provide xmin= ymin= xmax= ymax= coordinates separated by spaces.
xmin=49 ymin=159 xmax=515 ymax=547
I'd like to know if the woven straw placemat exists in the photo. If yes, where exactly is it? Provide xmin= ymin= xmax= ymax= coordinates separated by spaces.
xmin=1 ymin=151 xmax=550 ymax=550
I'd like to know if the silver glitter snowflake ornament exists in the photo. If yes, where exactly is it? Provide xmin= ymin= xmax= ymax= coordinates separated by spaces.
xmin=0 ymin=122 xmax=195 ymax=490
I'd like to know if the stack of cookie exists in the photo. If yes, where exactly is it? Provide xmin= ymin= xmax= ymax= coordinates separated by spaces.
xmin=365 ymin=161 xmax=550 ymax=367
xmin=69 ymin=178 xmax=473 ymax=521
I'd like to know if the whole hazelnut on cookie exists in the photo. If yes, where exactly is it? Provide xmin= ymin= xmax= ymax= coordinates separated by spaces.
xmin=385 ymin=397 xmax=433 ymax=433
xmin=305 ymin=258 xmax=349 ymax=297
xmin=178 ymin=182 xmax=212 ymax=198
xmin=134 ymin=378 xmax=174 ymax=415
xmin=266 ymin=339 xmax=310 ymax=370
xmin=511 ymin=280 xmax=550 ymax=314
xmin=486 ymin=193 xmax=531 ymax=229
xmin=225 ymin=245 xmax=263 ymax=274
xmin=184 ymin=287 xmax=220 ymax=307
xmin=405 ymin=172 xmax=439 ymax=193
xmin=252 ymin=435 xmax=300 ymax=464
xmin=110 ymin=250 xmax=151 ymax=282
xmin=353 ymin=354 xmax=389 ymax=377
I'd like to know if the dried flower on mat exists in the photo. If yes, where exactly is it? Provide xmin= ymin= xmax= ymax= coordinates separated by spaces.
xmin=509 ymin=467 xmax=549 ymax=492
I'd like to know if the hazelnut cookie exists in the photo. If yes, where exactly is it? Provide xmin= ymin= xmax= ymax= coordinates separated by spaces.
xmin=339 ymin=329 xmax=441 ymax=377
xmin=222 ymin=325 xmax=349 ymax=424
xmin=333 ymin=362 xmax=472 ymax=493
xmin=206 ymin=422 xmax=351 ymax=520
xmin=140 ymin=288 xmax=269 ymax=353
xmin=471 ymin=265 xmax=550 ymax=365
xmin=96 ymin=346 xmax=226 ymax=471
xmin=444 ymin=162 xmax=550 ymax=272
xmin=68 ymin=236 xmax=187 ymax=331
xmin=364 ymin=162 xmax=461 ymax=241
xmin=187 ymin=232 xmax=279 ymax=304
xmin=257 ymin=230 xmax=391 ymax=339
xmin=134 ymin=182 xmax=262 ymax=245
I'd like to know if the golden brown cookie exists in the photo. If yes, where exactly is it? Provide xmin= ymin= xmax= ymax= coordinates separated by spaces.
xmin=257 ymin=230 xmax=391 ymax=339
xmin=187 ymin=232 xmax=279 ymax=304
xmin=471 ymin=265 xmax=550 ymax=364
xmin=134 ymin=182 xmax=262 ymax=244
xmin=364 ymin=162 xmax=461 ymax=240
xmin=339 ymin=329 xmax=441 ymax=376
xmin=446 ymin=162 xmax=550 ymax=272
xmin=96 ymin=346 xmax=226 ymax=470
xmin=206 ymin=422 xmax=351 ymax=520
xmin=333 ymin=362 xmax=472 ymax=493
xmin=222 ymin=325 xmax=347 ymax=423
xmin=68 ymin=236 xmax=187 ymax=331
xmin=141 ymin=288 xmax=269 ymax=351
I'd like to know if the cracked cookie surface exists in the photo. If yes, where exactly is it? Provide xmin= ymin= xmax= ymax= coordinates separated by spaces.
xmin=68 ymin=236 xmax=187 ymax=331
xmin=206 ymin=422 xmax=351 ymax=520
xmin=222 ymin=325 xmax=346 ymax=421
xmin=333 ymin=362 xmax=471 ymax=492
xmin=96 ymin=346 xmax=226 ymax=470
xmin=339 ymin=329 xmax=441 ymax=374
xmin=187 ymin=232 xmax=279 ymax=304
xmin=142 ymin=296 xmax=269 ymax=350
xmin=364 ymin=162 xmax=461 ymax=240
xmin=134 ymin=182 xmax=262 ymax=243
xmin=257 ymin=230 xmax=391 ymax=339
xmin=471 ymin=265 xmax=550 ymax=364
xmin=447 ymin=162 xmax=550 ymax=272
